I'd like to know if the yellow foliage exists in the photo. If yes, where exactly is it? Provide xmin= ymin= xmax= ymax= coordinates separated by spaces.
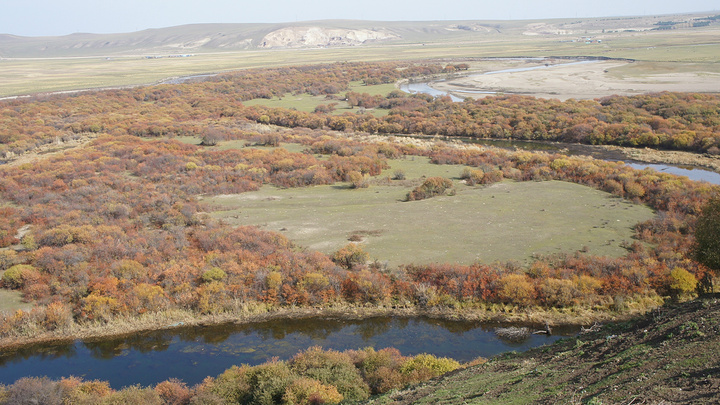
xmin=282 ymin=377 xmax=343 ymax=405
xmin=400 ymin=354 xmax=460 ymax=377
xmin=668 ymin=267 xmax=697 ymax=296
xmin=266 ymin=271 xmax=283 ymax=290
xmin=82 ymin=293 xmax=121 ymax=321
xmin=497 ymin=274 xmax=536 ymax=306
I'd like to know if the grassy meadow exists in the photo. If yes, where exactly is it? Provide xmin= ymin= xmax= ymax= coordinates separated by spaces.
xmin=0 ymin=289 xmax=32 ymax=313
xmin=241 ymin=81 xmax=396 ymax=116
xmin=205 ymin=155 xmax=655 ymax=267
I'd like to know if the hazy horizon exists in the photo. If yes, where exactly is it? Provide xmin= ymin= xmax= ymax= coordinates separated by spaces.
xmin=2 ymin=0 xmax=718 ymax=37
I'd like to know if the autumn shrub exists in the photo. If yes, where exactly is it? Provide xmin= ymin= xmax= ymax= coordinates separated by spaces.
xmin=155 ymin=378 xmax=192 ymax=405
xmin=538 ymin=278 xmax=578 ymax=307
xmin=1 ymin=264 xmax=39 ymax=290
xmin=188 ymin=390 xmax=224 ymax=405
xmin=406 ymin=177 xmax=454 ymax=201
xmin=195 ymin=282 xmax=230 ymax=314
xmin=349 ymin=347 xmax=407 ymax=394
xmin=61 ymin=378 xmax=114 ymax=404
xmin=341 ymin=270 xmax=392 ymax=304
xmin=204 ymin=365 xmax=252 ymax=403
xmin=496 ymin=273 xmax=537 ymax=306
xmin=2 ymin=377 xmax=66 ymax=405
xmin=624 ymin=181 xmax=646 ymax=199
xmin=99 ymin=385 xmax=163 ymax=405
xmin=400 ymin=354 xmax=460 ymax=383
xmin=332 ymin=243 xmax=368 ymax=269
xmin=668 ymin=267 xmax=698 ymax=298
xmin=43 ymin=301 xmax=73 ymax=330
xmin=289 ymin=346 xmax=370 ymax=402
xmin=282 ymin=377 xmax=343 ymax=405
xmin=460 ymin=167 xmax=484 ymax=186
xmin=201 ymin=267 xmax=227 ymax=283
xmin=111 ymin=259 xmax=145 ymax=280
xmin=574 ymin=274 xmax=603 ymax=304
xmin=694 ymin=196 xmax=720 ymax=291
xmin=0 ymin=250 xmax=17 ymax=271
xmin=244 ymin=360 xmax=296 ymax=405
xmin=347 ymin=170 xmax=369 ymax=188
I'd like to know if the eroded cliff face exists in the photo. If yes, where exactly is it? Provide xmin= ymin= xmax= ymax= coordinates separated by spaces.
xmin=258 ymin=27 xmax=399 ymax=48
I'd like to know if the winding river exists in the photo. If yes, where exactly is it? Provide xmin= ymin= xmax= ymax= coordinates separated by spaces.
xmin=398 ymin=60 xmax=720 ymax=186
xmin=464 ymin=138 xmax=720 ymax=185
xmin=0 ymin=317 xmax=576 ymax=388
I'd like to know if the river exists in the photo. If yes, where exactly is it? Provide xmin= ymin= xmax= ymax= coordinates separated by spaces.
xmin=398 ymin=62 xmax=720 ymax=186
xmin=464 ymin=138 xmax=720 ymax=185
xmin=0 ymin=317 xmax=576 ymax=388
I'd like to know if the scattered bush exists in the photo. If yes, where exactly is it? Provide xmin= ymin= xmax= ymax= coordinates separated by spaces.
xmin=400 ymin=353 xmax=461 ymax=381
xmin=392 ymin=169 xmax=406 ymax=180
xmin=332 ymin=243 xmax=369 ymax=269
xmin=1 ymin=264 xmax=39 ymax=290
xmin=668 ymin=267 xmax=698 ymax=298
xmin=406 ymin=177 xmax=454 ymax=201
xmin=3 ymin=377 xmax=66 ymax=405
xmin=347 ymin=171 xmax=369 ymax=189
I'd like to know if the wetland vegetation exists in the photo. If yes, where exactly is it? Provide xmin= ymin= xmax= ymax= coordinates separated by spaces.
xmin=0 ymin=13 xmax=719 ymax=403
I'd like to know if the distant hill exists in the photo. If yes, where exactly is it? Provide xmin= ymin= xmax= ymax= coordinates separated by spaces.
xmin=1 ymin=12 xmax=717 ymax=58
xmin=365 ymin=297 xmax=720 ymax=404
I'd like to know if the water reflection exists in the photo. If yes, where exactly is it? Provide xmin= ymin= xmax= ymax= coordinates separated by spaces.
xmin=626 ymin=162 xmax=720 ymax=185
xmin=0 ymin=316 xmax=577 ymax=388
xmin=0 ymin=342 xmax=77 ymax=367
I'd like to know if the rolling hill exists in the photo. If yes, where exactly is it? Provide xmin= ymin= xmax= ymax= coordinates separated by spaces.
xmin=0 ymin=12 xmax=717 ymax=58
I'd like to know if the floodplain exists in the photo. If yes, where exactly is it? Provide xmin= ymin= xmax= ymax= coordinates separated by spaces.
xmin=206 ymin=155 xmax=655 ymax=266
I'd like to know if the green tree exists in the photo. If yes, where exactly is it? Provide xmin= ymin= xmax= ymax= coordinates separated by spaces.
xmin=694 ymin=196 xmax=720 ymax=293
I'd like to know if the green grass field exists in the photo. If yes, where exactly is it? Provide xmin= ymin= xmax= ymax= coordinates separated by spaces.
xmin=204 ymin=157 xmax=655 ymax=267
xmin=241 ymin=81 xmax=396 ymax=116
xmin=0 ymin=289 xmax=32 ymax=313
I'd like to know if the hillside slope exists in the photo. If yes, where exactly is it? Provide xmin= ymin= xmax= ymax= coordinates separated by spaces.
xmin=1 ymin=12 xmax=716 ymax=57
xmin=366 ymin=297 xmax=720 ymax=404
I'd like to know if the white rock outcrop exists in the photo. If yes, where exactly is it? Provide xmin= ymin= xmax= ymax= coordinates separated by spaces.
xmin=258 ymin=27 xmax=399 ymax=48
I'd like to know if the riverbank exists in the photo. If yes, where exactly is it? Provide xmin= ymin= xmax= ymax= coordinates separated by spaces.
xmin=365 ymin=297 xmax=720 ymax=404
xmin=0 ymin=299 xmax=661 ymax=351
xmin=378 ymin=132 xmax=720 ymax=176
xmin=602 ymin=144 xmax=720 ymax=173
xmin=430 ymin=59 xmax=720 ymax=101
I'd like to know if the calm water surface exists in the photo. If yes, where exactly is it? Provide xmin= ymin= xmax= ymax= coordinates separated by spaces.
xmin=0 ymin=317 xmax=576 ymax=388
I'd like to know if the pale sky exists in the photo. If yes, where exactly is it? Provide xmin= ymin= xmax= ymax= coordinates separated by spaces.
xmin=2 ymin=0 xmax=718 ymax=37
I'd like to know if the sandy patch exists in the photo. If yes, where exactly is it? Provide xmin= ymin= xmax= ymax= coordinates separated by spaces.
xmin=432 ymin=60 xmax=720 ymax=100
